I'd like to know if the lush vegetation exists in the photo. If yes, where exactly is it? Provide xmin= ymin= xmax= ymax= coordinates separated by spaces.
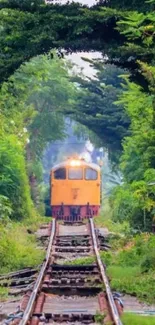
xmin=94 ymin=205 xmax=155 ymax=304
xmin=109 ymin=69 xmax=155 ymax=229
xmin=0 ymin=221 xmax=44 ymax=274
xmin=0 ymin=53 xmax=76 ymax=219
xmin=0 ymin=216 xmax=45 ymax=299
xmin=69 ymin=63 xmax=129 ymax=162
xmin=0 ymin=54 xmax=77 ymax=277
xmin=0 ymin=0 xmax=154 ymax=228
xmin=0 ymin=0 xmax=154 ymax=301
xmin=107 ymin=233 xmax=155 ymax=304
xmin=0 ymin=0 xmax=154 ymax=84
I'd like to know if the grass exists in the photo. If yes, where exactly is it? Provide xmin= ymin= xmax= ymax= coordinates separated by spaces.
xmin=121 ymin=313 xmax=155 ymax=325
xmin=102 ymin=233 xmax=155 ymax=304
xmin=0 ymin=217 xmax=47 ymax=300
xmin=22 ymin=214 xmax=49 ymax=232
xmin=94 ymin=200 xmax=155 ymax=304
xmin=0 ymin=213 xmax=50 ymax=302
xmin=95 ymin=213 xmax=130 ymax=235
xmin=0 ymin=287 xmax=8 ymax=300
xmin=0 ymin=220 xmax=45 ymax=275
xmin=108 ymin=265 xmax=140 ymax=281
xmin=108 ymin=265 xmax=155 ymax=303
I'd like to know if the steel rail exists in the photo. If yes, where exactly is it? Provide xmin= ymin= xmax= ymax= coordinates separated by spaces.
xmin=89 ymin=218 xmax=123 ymax=325
xmin=19 ymin=219 xmax=56 ymax=325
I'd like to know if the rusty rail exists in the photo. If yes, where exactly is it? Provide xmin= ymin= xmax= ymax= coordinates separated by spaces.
xmin=19 ymin=219 xmax=56 ymax=325
xmin=89 ymin=218 xmax=123 ymax=325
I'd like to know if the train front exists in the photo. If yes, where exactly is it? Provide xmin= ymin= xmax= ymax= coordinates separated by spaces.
xmin=50 ymin=157 xmax=101 ymax=221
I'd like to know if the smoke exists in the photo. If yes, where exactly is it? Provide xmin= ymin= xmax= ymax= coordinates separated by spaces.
xmin=79 ymin=140 xmax=94 ymax=163
xmin=42 ymin=120 xmax=104 ymax=183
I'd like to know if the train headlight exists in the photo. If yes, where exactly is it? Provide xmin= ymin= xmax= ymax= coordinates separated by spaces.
xmin=70 ymin=160 xmax=81 ymax=166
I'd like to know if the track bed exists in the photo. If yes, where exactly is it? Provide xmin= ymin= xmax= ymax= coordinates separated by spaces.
xmin=2 ymin=220 xmax=123 ymax=325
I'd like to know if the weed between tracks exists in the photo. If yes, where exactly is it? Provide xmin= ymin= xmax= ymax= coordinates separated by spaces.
xmin=64 ymin=256 xmax=96 ymax=265
xmin=94 ymin=311 xmax=106 ymax=324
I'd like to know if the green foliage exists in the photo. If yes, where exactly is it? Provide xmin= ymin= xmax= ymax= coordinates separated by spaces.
xmin=0 ymin=195 xmax=12 ymax=222
xmin=110 ymin=184 xmax=145 ymax=228
xmin=0 ymin=287 xmax=8 ymax=300
xmin=70 ymin=63 xmax=129 ymax=162
xmin=94 ymin=199 xmax=130 ymax=234
xmin=0 ymin=53 xmax=77 ymax=212
xmin=100 ymin=251 xmax=113 ymax=266
xmin=0 ymin=135 xmax=33 ymax=220
xmin=0 ymin=221 xmax=44 ymax=273
xmin=110 ymin=60 xmax=155 ymax=230
xmin=141 ymin=252 xmax=155 ymax=273
xmin=117 ymin=11 xmax=155 ymax=55
xmin=0 ymin=3 xmax=124 ymax=84
xmin=109 ymin=266 xmax=155 ymax=303
xmin=10 ymin=54 xmax=75 ymax=157
xmin=107 ymin=234 xmax=155 ymax=303
xmin=95 ymin=311 xmax=106 ymax=324
xmin=109 ymin=0 xmax=153 ymax=11
xmin=0 ymin=0 xmax=154 ymax=85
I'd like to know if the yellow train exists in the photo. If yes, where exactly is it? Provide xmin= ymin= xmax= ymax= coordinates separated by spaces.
xmin=50 ymin=157 xmax=101 ymax=221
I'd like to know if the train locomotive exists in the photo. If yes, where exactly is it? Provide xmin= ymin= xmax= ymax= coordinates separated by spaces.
xmin=50 ymin=157 xmax=101 ymax=221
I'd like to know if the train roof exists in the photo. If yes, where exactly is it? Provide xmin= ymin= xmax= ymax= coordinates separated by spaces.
xmin=51 ymin=159 xmax=100 ymax=171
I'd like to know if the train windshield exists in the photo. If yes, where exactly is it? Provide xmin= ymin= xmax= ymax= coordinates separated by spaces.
xmin=85 ymin=168 xmax=98 ymax=180
xmin=68 ymin=167 xmax=83 ymax=180
xmin=54 ymin=168 xmax=66 ymax=179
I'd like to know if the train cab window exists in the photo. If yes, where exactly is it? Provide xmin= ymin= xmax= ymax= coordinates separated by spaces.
xmin=68 ymin=167 xmax=83 ymax=180
xmin=54 ymin=168 xmax=66 ymax=179
xmin=85 ymin=168 xmax=97 ymax=180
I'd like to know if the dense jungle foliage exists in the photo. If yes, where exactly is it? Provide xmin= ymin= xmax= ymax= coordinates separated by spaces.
xmin=0 ymin=0 xmax=155 ymax=273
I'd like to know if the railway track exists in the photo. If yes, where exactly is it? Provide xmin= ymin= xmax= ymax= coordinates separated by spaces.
xmin=4 ymin=219 xmax=123 ymax=325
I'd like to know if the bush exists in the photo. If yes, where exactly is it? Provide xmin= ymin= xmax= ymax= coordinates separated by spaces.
xmin=107 ymin=233 xmax=155 ymax=303
xmin=100 ymin=251 xmax=112 ymax=266
xmin=0 ymin=222 xmax=44 ymax=274
xmin=94 ymin=198 xmax=130 ymax=235
xmin=0 ymin=136 xmax=33 ymax=220
xmin=141 ymin=252 xmax=155 ymax=273
xmin=0 ymin=195 xmax=12 ymax=222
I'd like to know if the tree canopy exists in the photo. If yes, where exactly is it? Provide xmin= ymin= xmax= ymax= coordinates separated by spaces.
xmin=0 ymin=53 xmax=77 ymax=217
xmin=0 ymin=0 xmax=154 ymax=84
xmin=0 ymin=0 xmax=155 ymax=232
xmin=67 ymin=62 xmax=130 ymax=162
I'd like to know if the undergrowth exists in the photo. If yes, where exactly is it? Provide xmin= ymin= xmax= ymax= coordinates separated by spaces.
xmin=106 ymin=233 xmax=155 ymax=303
xmin=94 ymin=200 xmax=130 ymax=235
xmin=22 ymin=214 xmax=48 ymax=232
xmin=0 ymin=219 xmax=45 ymax=275
xmin=94 ymin=200 xmax=155 ymax=303
xmin=0 ymin=287 xmax=8 ymax=300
